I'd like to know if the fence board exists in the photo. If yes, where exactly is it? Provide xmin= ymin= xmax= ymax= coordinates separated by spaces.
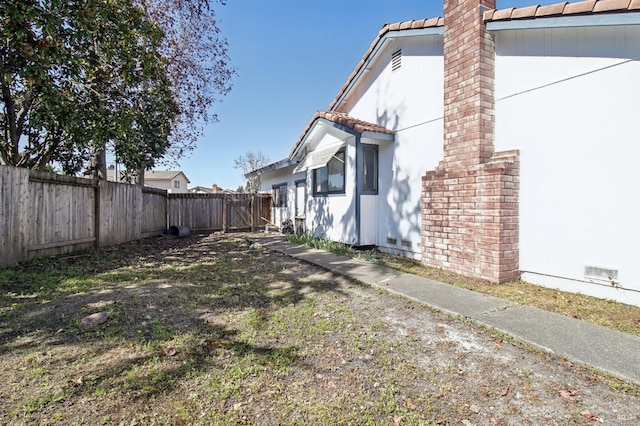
xmin=27 ymin=171 xmax=95 ymax=259
xmin=142 ymin=188 xmax=167 ymax=237
xmin=98 ymin=181 xmax=142 ymax=247
xmin=167 ymin=194 xmax=224 ymax=232
xmin=27 ymin=176 xmax=95 ymax=259
xmin=0 ymin=166 xmax=29 ymax=266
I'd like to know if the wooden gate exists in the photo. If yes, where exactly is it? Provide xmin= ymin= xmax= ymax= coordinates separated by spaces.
xmin=167 ymin=193 xmax=271 ymax=232
xmin=223 ymin=194 xmax=271 ymax=231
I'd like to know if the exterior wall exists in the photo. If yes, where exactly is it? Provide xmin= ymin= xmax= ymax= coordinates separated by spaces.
xmin=145 ymin=174 xmax=189 ymax=194
xmin=494 ymin=25 xmax=640 ymax=305
xmin=342 ymin=34 xmax=445 ymax=258
xmin=258 ymin=133 xmax=358 ymax=243
xmin=145 ymin=179 xmax=172 ymax=192
xmin=168 ymin=174 xmax=189 ymax=194
xmin=305 ymin=136 xmax=357 ymax=244
xmin=258 ymin=165 xmax=303 ymax=229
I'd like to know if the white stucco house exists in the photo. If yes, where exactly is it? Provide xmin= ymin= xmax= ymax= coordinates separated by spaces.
xmin=247 ymin=0 xmax=640 ymax=306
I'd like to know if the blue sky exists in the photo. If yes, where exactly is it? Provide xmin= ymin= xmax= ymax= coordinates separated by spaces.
xmin=176 ymin=0 xmax=560 ymax=190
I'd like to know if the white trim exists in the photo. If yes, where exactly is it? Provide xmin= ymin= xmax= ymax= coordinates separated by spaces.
xmin=487 ymin=13 xmax=640 ymax=31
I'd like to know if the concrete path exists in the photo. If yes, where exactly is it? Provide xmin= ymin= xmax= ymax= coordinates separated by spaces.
xmin=252 ymin=235 xmax=640 ymax=385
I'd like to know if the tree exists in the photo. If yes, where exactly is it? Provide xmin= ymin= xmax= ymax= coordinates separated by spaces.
xmin=233 ymin=150 xmax=270 ymax=193
xmin=136 ymin=0 xmax=235 ymax=165
xmin=1 ymin=0 xmax=177 ymax=175
xmin=1 ymin=0 xmax=234 ymax=177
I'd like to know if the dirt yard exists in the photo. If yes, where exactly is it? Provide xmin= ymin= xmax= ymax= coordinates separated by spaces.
xmin=0 ymin=233 xmax=638 ymax=425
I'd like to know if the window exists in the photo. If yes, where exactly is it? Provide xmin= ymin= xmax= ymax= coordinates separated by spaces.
xmin=272 ymin=183 xmax=287 ymax=207
xmin=362 ymin=145 xmax=378 ymax=193
xmin=174 ymin=181 xmax=180 ymax=189
xmin=313 ymin=149 xmax=345 ymax=195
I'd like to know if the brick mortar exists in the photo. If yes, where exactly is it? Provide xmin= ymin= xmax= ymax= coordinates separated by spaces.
xmin=421 ymin=152 xmax=520 ymax=282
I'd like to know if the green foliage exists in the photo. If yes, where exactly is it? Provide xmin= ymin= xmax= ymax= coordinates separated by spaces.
xmin=0 ymin=0 xmax=179 ymax=173
xmin=286 ymin=233 xmax=354 ymax=257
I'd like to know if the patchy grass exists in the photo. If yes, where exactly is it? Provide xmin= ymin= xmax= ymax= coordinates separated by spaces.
xmin=286 ymin=233 xmax=640 ymax=337
xmin=378 ymin=253 xmax=640 ymax=337
xmin=0 ymin=233 xmax=638 ymax=425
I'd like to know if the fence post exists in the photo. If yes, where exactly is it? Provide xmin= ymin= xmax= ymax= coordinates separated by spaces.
xmin=94 ymin=179 xmax=101 ymax=248
xmin=222 ymin=194 xmax=227 ymax=233
xmin=250 ymin=195 xmax=255 ymax=232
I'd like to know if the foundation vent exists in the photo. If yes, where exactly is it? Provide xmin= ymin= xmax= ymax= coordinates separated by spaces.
xmin=584 ymin=265 xmax=618 ymax=285
xmin=386 ymin=236 xmax=397 ymax=245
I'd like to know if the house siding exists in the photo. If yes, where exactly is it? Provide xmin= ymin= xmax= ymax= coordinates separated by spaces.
xmin=494 ymin=24 xmax=640 ymax=304
xmin=258 ymin=166 xmax=303 ymax=229
xmin=306 ymin=137 xmax=357 ymax=244
xmin=341 ymin=34 xmax=445 ymax=258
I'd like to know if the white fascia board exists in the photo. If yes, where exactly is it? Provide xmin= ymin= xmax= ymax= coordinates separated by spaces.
xmin=487 ymin=13 xmax=640 ymax=31
xmin=332 ymin=27 xmax=444 ymax=111
xmin=245 ymin=159 xmax=296 ymax=178
xmin=361 ymin=131 xmax=394 ymax=141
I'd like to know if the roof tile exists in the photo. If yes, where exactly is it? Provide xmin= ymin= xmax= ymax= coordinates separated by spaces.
xmin=410 ymin=19 xmax=424 ymax=28
xmin=483 ymin=9 xmax=496 ymax=20
xmin=493 ymin=7 xmax=515 ymax=20
xmin=593 ymin=0 xmax=632 ymax=12
xmin=512 ymin=5 xmax=540 ymax=19
xmin=388 ymin=22 xmax=401 ymax=31
xmin=535 ymin=2 xmax=569 ymax=16
xmin=486 ymin=0 xmax=640 ymax=22
xmin=563 ymin=0 xmax=598 ymax=15
xmin=400 ymin=20 xmax=413 ymax=30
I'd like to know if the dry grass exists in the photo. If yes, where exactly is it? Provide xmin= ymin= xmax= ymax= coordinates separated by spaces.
xmin=378 ymin=254 xmax=640 ymax=337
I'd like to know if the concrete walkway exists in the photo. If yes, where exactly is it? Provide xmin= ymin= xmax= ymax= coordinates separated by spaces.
xmin=252 ymin=235 xmax=640 ymax=385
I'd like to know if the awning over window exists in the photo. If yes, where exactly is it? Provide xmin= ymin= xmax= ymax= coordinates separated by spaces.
xmin=293 ymin=143 xmax=344 ymax=173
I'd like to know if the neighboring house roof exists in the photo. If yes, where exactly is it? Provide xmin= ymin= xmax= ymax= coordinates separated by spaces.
xmin=145 ymin=170 xmax=190 ymax=183
xmin=289 ymin=111 xmax=395 ymax=159
xmin=188 ymin=186 xmax=213 ymax=193
xmin=484 ymin=0 xmax=640 ymax=22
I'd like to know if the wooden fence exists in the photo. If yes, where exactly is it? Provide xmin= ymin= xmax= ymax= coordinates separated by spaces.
xmin=167 ymin=193 xmax=271 ymax=233
xmin=0 ymin=165 xmax=271 ymax=267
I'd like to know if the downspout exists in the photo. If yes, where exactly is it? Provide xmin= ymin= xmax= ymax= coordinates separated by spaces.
xmin=354 ymin=134 xmax=362 ymax=246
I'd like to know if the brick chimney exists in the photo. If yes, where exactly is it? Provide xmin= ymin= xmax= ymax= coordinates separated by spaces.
xmin=421 ymin=0 xmax=520 ymax=283
xmin=443 ymin=0 xmax=496 ymax=168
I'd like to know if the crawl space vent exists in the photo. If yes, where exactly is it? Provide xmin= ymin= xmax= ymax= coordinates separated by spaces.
xmin=584 ymin=265 xmax=618 ymax=284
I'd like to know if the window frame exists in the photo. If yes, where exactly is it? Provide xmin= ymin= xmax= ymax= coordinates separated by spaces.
xmin=362 ymin=144 xmax=378 ymax=194
xmin=173 ymin=180 xmax=180 ymax=189
xmin=272 ymin=182 xmax=288 ymax=207
xmin=313 ymin=149 xmax=346 ymax=196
